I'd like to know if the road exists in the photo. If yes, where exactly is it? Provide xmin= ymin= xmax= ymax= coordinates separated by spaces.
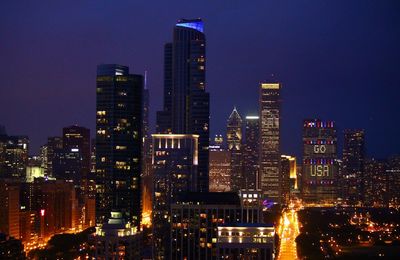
xmin=277 ymin=209 xmax=300 ymax=260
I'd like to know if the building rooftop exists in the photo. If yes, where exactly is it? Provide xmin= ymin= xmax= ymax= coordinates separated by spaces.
xmin=176 ymin=18 xmax=204 ymax=33
xmin=174 ymin=192 xmax=241 ymax=205
xmin=218 ymin=223 xmax=274 ymax=228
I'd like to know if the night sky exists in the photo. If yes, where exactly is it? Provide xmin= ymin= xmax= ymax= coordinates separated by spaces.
xmin=1 ymin=1 xmax=399 ymax=159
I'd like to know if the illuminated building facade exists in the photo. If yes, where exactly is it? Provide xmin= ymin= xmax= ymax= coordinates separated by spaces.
xmin=0 ymin=135 xmax=29 ymax=180
xmin=259 ymin=82 xmax=281 ymax=202
xmin=238 ymin=189 xmax=263 ymax=223
xmin=141 ymin=74 xmax=153 ymax=228
xmin=96 ymin=64 xmax=143 ymax=226
xmin=243 ymin=115 xmax=259 ymax=190
xmin=302 ymin=119 xmax=338 ymax=203
xmin=342 ymin=129 xmax=365 ymax=205
xmin=0 ymin=180 xmax=20 ymax=239
xmin=170 ymin=192 xmax=263 ymax=260
xmin=152 ymin=134 xmax=198 ymax=259
xmin=216 ymin=224 xmax=275 ymax=260
xmin=156 ymin=19 xmax=209 ymax=192
xmin=171 ymin=192 xmax=242 ymax=260
xmin=364 ymin=158 xmax=388 ymax=207
xmin=227 ymin=107 xmax=243 ymax=192
xmin=92 ymin=211 xmax=142 ymax=259
xmin=209 ymin=143 xmax=231 ymax=192
xmin=33 ymin=179 xmax=78 ymax=237
xmin=281 ymin=155 xmax=297 ymax=203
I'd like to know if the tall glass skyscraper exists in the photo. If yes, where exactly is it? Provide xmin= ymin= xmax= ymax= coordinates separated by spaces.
xmin=156 ymin=19 xmax=209 ymax=192
xmin=95 ymin=64 xmax=143 ymax=226
xmin=259 ymin=82 xmax=281 ymax=202
xmin=243 ymin=115 xmax=260 ymax=190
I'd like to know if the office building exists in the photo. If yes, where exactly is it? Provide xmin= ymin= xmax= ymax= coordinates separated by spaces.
xmin=43 ymin=137 xmax=63 ymax=178
xmin=209 ymin=142 xmax=231 ymax=192
xmin=52 ymin=147 xmax=83 ymax=184
xmin=259 ymin=83 xmax=281 ymax=202
xmin=243 ymin=115 xmax=259 ymax=190
xmin=227 ymin=107 xmax=243 ymax=192
xmin=63 ymin=125 xmax=91 ymax=181
xmin=156 ymin=19 xmax=209 ymax=192
xmin=152 ymin=134 xmax=198 ymax=259
xmin=281 ymin=155 xmax=296 ymax=204
xmin=96 ymin=64 xmax=143 ymax=225
xmin=0 ymin=135 xmax=29 ymax=180
xmin=216 ymin=224 xmax=275 ymax=260
xmin=342 ymin=129 xmax=365 ymax=205
xmin=31 ymin=179 xmax=78 ymax=238
xmin=302 ymin=119 xmax=338 ymax=203
xmin=238 ymin=189 xmax=263 ymax=223
xmin=364 ymin=158 xmax=388 ymax=207
xmin=170 ymin=192 xmax=264 ymax=259
xmin=141 ymin=75 xmax=153 ymax=228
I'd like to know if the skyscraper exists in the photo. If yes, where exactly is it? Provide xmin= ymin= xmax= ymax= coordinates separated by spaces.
xmin=0 ymin=135 xmax=29 ymax=180
xmin=44 ymin=136 xmax=63 ymax=178
xmin=63 ymin=125 xmax=91 ymax=181
xmin=243 ymin=115 xmax=259 ymax=190
xmin=259 ymin=82 xmax=281 ymax=202
xmin=156 ymin=19 xmax=209 ymax=192
xmin=209 ymin=136 xmax=231 ymax=192
xmin=96 ymin=64 xmax=143 ymax=226
xmin=152 ymin=134 xmax=198 ymax=259
xmin=141 ymin=72 xmax=153 ymax=228
xmin=227 ymin=107 xmax=243 ymax=191
xmin=342 ymin=129 xmax=365 ymax=205
xmin=302 ymin=119 xmax=338 ymax=203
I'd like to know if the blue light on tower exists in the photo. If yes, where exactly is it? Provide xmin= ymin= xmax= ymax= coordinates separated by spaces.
xmin=176 ymin=19 xmax=204 ymax=33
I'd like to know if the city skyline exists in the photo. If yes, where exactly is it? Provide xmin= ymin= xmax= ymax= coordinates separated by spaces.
xmin=1 ymin=1 xmax=400 ymax=159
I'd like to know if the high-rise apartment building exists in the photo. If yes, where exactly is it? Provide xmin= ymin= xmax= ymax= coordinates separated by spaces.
xmin=96 ymin=64 xmax=143 ymax=226
xmin=259 ymin=82 xmax=281 ymax=202
xmin=342 ymin=129 xmax=365 ymax=205
xmin=243 ymin=116 xmax=259 ymax=190
xmin=156 ymin=19 xmax=209 ymax=192
xmin=302 ymin=119 xmax=338 ymax=203
xmin=227 ymin=107 xmax=243 ymax=192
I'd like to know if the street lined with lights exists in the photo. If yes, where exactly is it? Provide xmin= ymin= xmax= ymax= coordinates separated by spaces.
xmin=278 ymin=206 xmax=300 ymax=260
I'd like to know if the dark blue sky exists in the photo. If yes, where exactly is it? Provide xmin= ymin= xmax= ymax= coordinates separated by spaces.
xmin=1 ymin=1 xmax=399 ymax=158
